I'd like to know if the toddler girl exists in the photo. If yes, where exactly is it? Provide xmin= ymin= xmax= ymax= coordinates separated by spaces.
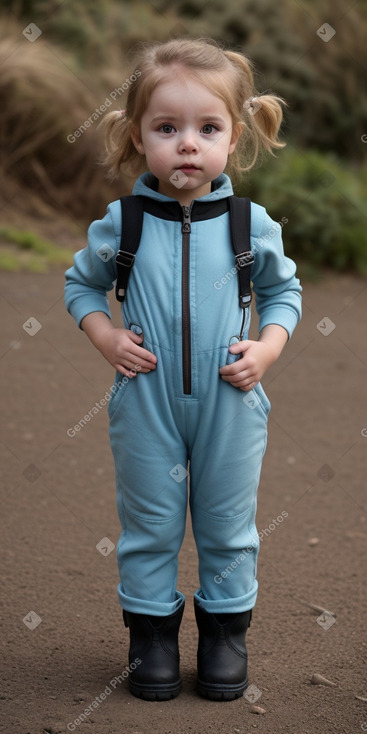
xmin=65 ymin=37 xmax=302 ymax=702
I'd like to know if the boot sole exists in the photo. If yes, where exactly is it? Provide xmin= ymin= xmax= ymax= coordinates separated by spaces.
xmin=129 ymin=679 xmax=182 ymax=701
xmin=197 ymin=677 xmax=248 ymax=701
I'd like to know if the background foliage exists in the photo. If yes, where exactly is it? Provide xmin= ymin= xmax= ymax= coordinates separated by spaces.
xmin=1 ymin=0 xmax=366 ymax=272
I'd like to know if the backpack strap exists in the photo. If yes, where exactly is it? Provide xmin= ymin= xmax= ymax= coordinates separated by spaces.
xmin=228 ymin=196 xmax=254 ymax=309
xmin=115 ymin=196 xmax=144 ymax=302
xmin=115 ymin=194 xmax=254 ymax=308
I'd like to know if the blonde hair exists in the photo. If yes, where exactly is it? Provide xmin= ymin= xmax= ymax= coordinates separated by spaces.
xmin=100 ymin=37 xmax=286 ymax=182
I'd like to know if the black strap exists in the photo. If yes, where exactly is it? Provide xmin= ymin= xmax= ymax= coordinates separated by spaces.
xmin=228 ymin=196 xmax=254 ymax=309
xmin=115 ymin=196 xmax=144 ymax=302
xmin=115 ymin=194 xmax=253 ymax=308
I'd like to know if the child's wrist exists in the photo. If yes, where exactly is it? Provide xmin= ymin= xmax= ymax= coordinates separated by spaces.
xmin=258 ymin=325 xmax=289 ymax=363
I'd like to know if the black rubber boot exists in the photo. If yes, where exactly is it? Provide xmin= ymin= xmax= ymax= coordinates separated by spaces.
xmin=194 ymin=601 xmax=252 ymax=701
xmin=123 ymin=601 xmax=185 ymax=701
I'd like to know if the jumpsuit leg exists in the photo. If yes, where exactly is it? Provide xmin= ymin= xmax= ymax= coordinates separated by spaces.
xmin=188 ymin=365 xmax=270 ymax=615
xmin=108 ymin=359 xmax=188 ymax=616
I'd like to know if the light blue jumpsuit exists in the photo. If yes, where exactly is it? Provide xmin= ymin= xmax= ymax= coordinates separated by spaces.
xmin=65 ymin=172 xmax=302 ymax=617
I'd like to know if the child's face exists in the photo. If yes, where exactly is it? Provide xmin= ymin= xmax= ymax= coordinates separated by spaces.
xmin=131 ymin=75 xmax=241 ymax=204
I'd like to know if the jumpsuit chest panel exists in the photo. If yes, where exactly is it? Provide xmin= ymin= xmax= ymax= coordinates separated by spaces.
xmin=121 ymin=211 xmax=246 ymax=399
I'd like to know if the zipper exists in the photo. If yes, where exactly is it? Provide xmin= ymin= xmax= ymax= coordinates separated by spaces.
xmin=181 ymin=204 xmax=193 ymax=395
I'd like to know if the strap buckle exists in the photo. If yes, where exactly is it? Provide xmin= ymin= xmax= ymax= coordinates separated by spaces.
xmin=240 ymin=293 xmax=252 ymax=308
xmin=115 ymin=250 xmax=136 ymax=301
xmin=235 ymin=250 xmax=254 ymax=268
xmin=116 ymin=250 xmax=136 ymax=268
xmin=236 ymin=251 xmax=254 ymax=309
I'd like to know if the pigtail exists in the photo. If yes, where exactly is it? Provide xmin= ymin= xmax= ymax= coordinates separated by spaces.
xmin=99 ymin=108 xmax=144 ymax=180
xmin=244 ymin=93 xmax=286 ymax=162
xmin=223 ymin=49 xmax=287 ymax=175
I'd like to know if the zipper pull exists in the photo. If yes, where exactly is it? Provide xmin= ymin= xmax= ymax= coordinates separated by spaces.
xmin=182 ymin=205 xmax=191 ymax=234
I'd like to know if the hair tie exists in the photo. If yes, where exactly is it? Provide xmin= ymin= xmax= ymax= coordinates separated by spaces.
xmin=243 ymin=96 xmax=262 ymax=115
xmin=120 ymin=109 xmax=126 ymax=117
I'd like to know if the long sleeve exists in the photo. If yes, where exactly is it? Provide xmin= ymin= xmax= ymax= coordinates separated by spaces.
xmin=64 ymin=203 xmax=120 ymax=328
xmin=250 ymin=205 xmax=302 ymax=338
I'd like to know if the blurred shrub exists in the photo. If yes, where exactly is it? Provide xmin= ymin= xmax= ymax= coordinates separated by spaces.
xmin=152 ymin=0 xmax=367 ymax=162
xmin=0 ymin=18 xmax=126 ymax=223
xmin=0 ymin=5 xmax=181 ymax=227
xmin=237 ymin=147 xmax=367 ymax=274
xmin=2 ymin=0 xmax=367 ymax=275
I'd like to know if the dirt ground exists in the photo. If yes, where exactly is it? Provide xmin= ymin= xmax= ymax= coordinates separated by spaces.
xmin=1 ymin=269 xmax=367 ymax=734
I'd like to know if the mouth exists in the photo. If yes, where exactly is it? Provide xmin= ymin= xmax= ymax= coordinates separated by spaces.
xmin=178 ymin=165 xmax=200 ymax=172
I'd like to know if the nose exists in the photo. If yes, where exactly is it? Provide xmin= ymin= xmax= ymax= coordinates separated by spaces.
xmin=177 ymin=130 xmax=199 ymax=154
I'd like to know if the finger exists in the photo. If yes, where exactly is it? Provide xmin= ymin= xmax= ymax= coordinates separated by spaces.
xmin=129 ymin=343 xmax=158 ymax=365
xmin=228 ymin=340 xmax=253 ymax=354
xmin=220 ymin=365 xmax=251 ymax=381
xmin=116 ymin=348 xmax=157 ymax=370
xmin=126 ymin=357 xmax=157 ymax=371
xmin=219 ymin=355 xmax=253 ymax=375
xmin=221 ymin=372 xmax=247 ymax=384
xmin=219 ymin=362 xmax=242 ymax=376
xmin=128 ymin=330 xmax=144 ymax=344
xmin=126 ymin=330 xmax=157 ymax=362
xmin=240 ymin=381 xmax=258 ymax=392
xmin=116 ymin=364 xmax=138 ymax=377
xmin=116 ymin=363 xmax=152 ymax=376
xmin=222 ymin=370 xmax=258 ymax=386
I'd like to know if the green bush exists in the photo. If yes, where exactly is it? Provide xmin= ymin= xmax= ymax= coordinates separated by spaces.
xmin=236 ymin=147 xmax=367 ymax=274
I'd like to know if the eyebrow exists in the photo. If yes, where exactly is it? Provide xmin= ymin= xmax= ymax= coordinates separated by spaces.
xmin=151 ymin=115 xmax=226 ymax=123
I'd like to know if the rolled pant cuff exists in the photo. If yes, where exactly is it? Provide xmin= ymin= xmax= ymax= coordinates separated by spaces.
xmin=117 ymin=585 xmax=185 ymax=616
xmin=193 ymin=583 xmax=258 ymax=614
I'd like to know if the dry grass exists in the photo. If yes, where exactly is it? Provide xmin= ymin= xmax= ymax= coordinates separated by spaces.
xmin=0 ymin=16 xmax=130 ymax=231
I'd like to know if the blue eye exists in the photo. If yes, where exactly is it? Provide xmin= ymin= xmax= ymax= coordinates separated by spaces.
xmin=202 ymin=124 xmax=216 ymax=134
xmin=160 ymin=124 xmax=175 ymax=134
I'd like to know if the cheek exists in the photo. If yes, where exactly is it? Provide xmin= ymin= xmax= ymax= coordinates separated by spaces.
xmin=144 ymin=145 xmax=171 ymax=176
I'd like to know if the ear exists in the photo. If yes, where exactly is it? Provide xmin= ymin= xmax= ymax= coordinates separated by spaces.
xmin=228 ymin=122 xmax=242 ymax=155
xmin=131 ymin=126 xmax=145 ymax=155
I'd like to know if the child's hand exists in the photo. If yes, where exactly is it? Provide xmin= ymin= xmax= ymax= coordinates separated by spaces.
xmin=97 ymin=327 xmax=157 ymax=377
xmin=219 ymin=340 xmax=276 ymax=392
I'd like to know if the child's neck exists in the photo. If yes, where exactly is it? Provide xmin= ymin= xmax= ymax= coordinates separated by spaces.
xmin=157 ymin=180 xmax=212 ymax=206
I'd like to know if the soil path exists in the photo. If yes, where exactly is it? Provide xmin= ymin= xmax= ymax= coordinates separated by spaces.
xmin=1 ymin=271 xmax=366 ymax=734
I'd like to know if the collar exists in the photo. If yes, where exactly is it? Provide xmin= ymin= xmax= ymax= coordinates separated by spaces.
xmin=131 ymin=172 xmax=234 ymax=222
